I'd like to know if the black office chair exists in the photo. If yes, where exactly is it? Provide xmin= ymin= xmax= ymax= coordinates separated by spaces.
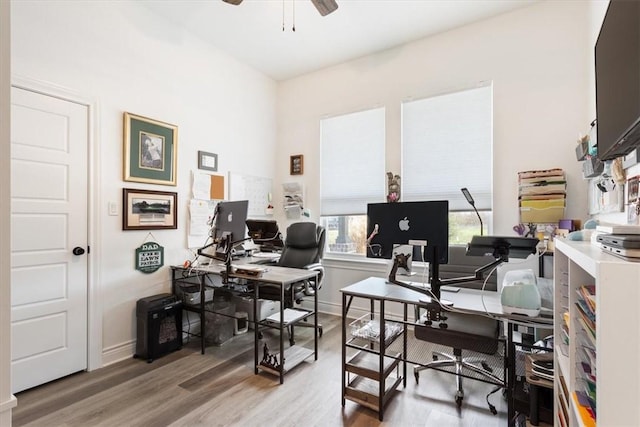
xmin=260 ymin=222 xmax=325 ymax=345
xmin=414 ymin=312 xmax=502 ymax=410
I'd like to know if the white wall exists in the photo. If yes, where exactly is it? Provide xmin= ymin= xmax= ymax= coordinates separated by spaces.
xmin=11 ymin=1 xmax=278 ymax=364
xmin=277 ymin=0 xmax=596 ymax=315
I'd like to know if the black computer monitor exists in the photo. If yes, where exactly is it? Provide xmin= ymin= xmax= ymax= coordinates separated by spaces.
xmin=366 ymin=200 xmax=449 ymax=264
xmin=214 ymin=200 xmax=249 ymax=256
xmin=246 ymin=219 xmax=283 ymax=251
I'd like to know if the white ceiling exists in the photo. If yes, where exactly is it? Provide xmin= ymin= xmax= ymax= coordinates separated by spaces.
xmin=143 ymin=0 xmax=540 ymax=81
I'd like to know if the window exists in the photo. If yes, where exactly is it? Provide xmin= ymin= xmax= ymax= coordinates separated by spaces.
xmin=320 ymin=83 xmax=493 ymax=256
xmin=402 ymin=83 xmax=493 ymax=243
xmin=320 ymin=108 xmax=385 ymax=255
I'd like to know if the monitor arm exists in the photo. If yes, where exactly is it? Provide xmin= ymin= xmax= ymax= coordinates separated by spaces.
xmin=220 ymin=234 xmax=253 ymax=282
xmin=388 ymin=246 xmax=508 ymax=328
xmin=198 ymin=231 xmax=252 ymax=282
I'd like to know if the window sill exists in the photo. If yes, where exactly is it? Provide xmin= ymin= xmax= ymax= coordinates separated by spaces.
xmin=322 ymin=252 xmax=429 ymax=275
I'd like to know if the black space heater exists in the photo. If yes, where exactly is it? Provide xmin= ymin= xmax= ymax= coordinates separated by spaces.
xmin=135 ymin=293 xmax=182 ymax=363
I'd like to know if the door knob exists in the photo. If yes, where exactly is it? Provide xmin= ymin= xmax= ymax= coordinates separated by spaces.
xmin=72 ymin=247 xmax=85 ymax=256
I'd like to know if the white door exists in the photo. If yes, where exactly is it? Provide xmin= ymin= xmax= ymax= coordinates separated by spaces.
xmin=10 ymin=86 xmax=89 ymax=393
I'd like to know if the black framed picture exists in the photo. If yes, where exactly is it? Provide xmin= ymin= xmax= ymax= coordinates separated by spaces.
xmin=122 ymin=188 xmax=177 ymax=230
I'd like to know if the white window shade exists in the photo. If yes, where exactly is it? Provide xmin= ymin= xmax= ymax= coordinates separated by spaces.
xmin=402 ymin=84 xmax=492 ymax=211
xmin=320 ymin=108 xmax=385 ymax=216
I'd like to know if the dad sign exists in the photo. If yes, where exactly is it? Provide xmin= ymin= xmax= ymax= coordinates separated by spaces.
xmin=135 ymin=241 xmax=164 ymax=273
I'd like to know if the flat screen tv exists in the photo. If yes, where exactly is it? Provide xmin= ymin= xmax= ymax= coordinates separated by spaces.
xmin=366 ymin=200 xmax=449 ymax=264
xmin=595 ymin=0 xmax=640 ymax=161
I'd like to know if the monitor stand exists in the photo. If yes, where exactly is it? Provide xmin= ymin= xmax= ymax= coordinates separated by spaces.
xmin=387 ymin=254 xmax=454 ymax=307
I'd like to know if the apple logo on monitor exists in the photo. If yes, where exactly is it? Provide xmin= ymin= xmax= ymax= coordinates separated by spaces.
xmin=398 ymin=217 xmax=410 ymax=231
xmin=228 ymin=212 xmax=233 ymax=223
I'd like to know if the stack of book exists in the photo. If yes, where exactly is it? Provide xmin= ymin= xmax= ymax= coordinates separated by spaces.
xmin=575 ymin=284 xmax=596 ymax=426
xmin=518 ymin=168 xmax=566 ymax=224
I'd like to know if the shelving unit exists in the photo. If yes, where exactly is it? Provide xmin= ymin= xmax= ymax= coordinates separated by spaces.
xmin=553 ymin=239 xmax=640 ymax=426
xmin=256 ymin=307 xmax=317 ymax=380
xmin=342 ymin=312 xmax=405 ymax=420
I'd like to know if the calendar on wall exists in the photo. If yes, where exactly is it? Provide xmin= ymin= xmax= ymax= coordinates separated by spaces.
xmin=228 ymin=172 xmax=272 ymax=218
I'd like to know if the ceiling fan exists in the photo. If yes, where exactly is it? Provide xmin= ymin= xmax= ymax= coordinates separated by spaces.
xmin=222 ymin=0 xmax=339 ymax=17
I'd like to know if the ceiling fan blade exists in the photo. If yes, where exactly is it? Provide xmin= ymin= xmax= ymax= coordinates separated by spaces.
xmin=311 ymin=0 xmax=338 ymax=16
xmin=222 ymin=0 xmax=243 ymax=5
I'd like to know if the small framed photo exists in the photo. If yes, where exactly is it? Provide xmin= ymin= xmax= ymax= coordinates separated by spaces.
xmin=198 ymin=151 xmax=218 ymax=172
xmin=290 ymin=154 xmax=304 ymax=175
xmin=628 ymin=176 xmax=639 ymax=204
xmin=123 ymin=112 xmax=178 ymax=186
xmin=123 ymin=188 xmax=177 ymax=230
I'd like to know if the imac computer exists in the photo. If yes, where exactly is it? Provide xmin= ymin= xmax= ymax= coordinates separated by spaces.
xmin=246 ymin=219 xmax=284 ymax=252
xmin=366 ymin=200 xmax=449 ymax=265
xmin=214 ymin=200 xmax=249 ymax=256
xmin=197 ymin=200 xmax=249 ymax=263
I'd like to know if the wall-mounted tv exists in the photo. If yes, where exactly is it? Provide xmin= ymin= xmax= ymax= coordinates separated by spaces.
xmin=595 ymin=0 xmax=640 ymax=161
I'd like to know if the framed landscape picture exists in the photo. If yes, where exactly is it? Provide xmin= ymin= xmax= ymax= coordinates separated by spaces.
xmin=123 ymin=112 xmax=178 ymax=186
xmin=123 ymin=188 xmax=177 ymax=230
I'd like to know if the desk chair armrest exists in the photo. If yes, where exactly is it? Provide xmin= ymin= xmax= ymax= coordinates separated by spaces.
xmin=302 ymin=263 xmax=324 ymax=295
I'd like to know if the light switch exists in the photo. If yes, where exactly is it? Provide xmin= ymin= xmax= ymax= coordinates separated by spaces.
xmin=108 ymin=201 xmax=118 ymax=216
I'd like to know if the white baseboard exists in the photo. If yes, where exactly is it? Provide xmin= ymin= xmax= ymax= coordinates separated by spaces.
xmin=102 ymin=341 xmax=135 ymax=367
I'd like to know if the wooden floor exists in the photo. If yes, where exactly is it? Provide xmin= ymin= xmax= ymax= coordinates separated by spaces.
xmin=13 ymin=313 xmax=509 ymax=426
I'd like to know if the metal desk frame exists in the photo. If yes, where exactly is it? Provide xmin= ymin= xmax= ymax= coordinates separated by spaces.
xmin=340 ymin=277 xmax=553 ymax=423
xmin=171 ymin=263 xmax=319 ymax=384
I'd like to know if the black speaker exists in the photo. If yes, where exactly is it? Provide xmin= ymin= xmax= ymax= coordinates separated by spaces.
xmin=135 ymin=293 xmax=182 ymax=363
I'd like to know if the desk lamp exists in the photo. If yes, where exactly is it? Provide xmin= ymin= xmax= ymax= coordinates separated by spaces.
xmin=461 ymin=187 xmax=483 ymax=236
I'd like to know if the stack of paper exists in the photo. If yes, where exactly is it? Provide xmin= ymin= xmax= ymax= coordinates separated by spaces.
xmin=518 ymin=168 xmax=566 ymax=224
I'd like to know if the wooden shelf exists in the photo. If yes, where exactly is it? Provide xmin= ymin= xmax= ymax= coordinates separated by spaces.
xmin=344 ymin=374 xmax=402 ymax=413
xmin=257 ymin=345 xmax=314 ymax=376
xmin=345 ymin=350 xmax=401 ymax=381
